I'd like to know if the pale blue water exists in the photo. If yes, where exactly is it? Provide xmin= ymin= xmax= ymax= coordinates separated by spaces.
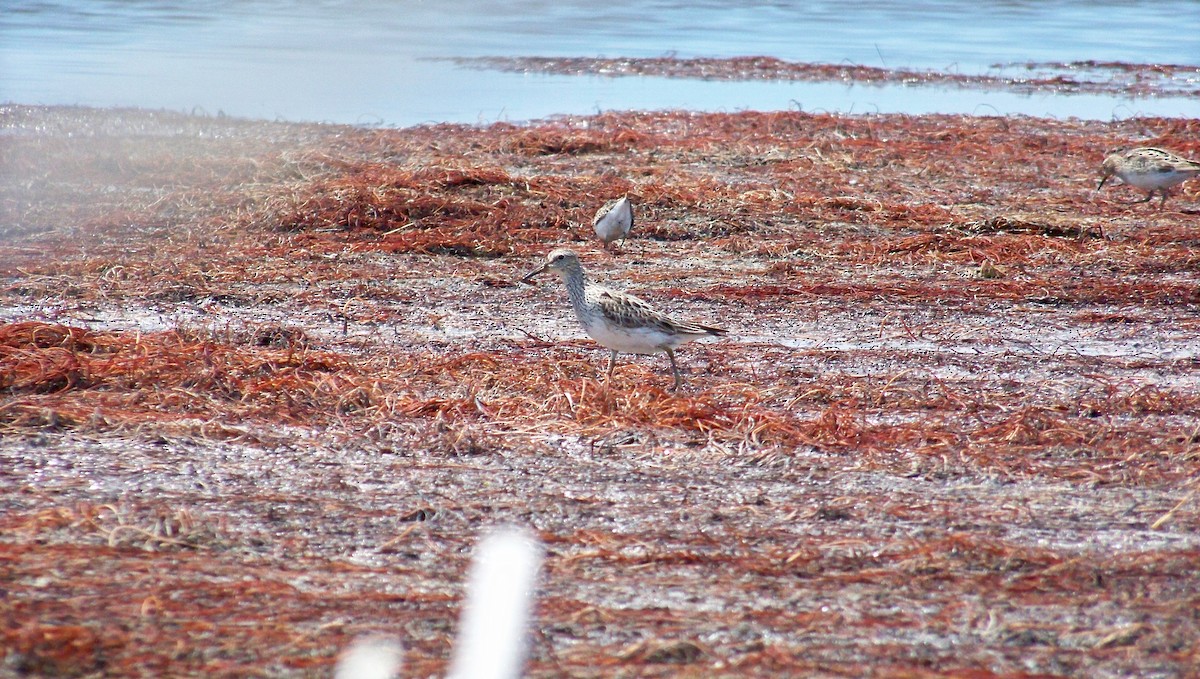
xmin=1 ymin=1 xmax=1198 ymax=126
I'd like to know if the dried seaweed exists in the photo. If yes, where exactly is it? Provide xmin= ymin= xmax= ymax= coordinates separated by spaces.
xmin=2 ymin=103 xmax=1199 ymax=678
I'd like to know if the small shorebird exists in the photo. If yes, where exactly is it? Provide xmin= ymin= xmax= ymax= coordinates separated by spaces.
xmin=592 ymin=196 xmax=634 ymax=249
xmin=1098 ymin=147 xmax=1200 ymax=206
xmin=522 ymin=248 xmax=725 ymax=390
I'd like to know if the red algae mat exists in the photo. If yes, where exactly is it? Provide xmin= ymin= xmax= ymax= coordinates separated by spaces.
xmin=2 ymin=104 xmax=1200 ymax=677
xmin=452 ymin=56 xmax=1200 ymax=98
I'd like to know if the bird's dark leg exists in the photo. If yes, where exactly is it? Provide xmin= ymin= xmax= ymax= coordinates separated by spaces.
xmin=606 ymin=350 xmax=617 ymax=382
xmin=1122 ymin=191 xmax=1156 ymax=205
xmin=666 ymin=348 xmax=682 ymax=391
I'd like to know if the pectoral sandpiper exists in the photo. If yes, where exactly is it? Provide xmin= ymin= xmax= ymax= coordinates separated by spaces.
xmin=1098 ymin=147 xmax=1200 ymax=206
xmin=521 ymin=248 xmax=725 ymax=390
xmin=592 ymin=196 xmax=634 ymax=249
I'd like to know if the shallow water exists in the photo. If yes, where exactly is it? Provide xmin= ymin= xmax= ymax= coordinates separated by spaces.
xmin=2 ymin=1 xmax=1198 ymax=125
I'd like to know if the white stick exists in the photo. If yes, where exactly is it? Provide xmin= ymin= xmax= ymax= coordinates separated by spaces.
xmin=447 ymin=527 xmax=544 ymax=679
xmin=334 ymin=635 xmax=404 ymax=679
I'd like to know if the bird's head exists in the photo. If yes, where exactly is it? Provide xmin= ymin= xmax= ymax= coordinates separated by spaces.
xmin=521 ymin=248 xmax=580 ymax=283
xmin=1097 ymin=153 xmax=1121 ymax=190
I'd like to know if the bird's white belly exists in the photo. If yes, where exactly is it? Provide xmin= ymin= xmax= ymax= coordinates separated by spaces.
xmin=1119 ymin=169 xmax=1182 ymax=190
xmin=579 ymin=316 xmax=669 ymax=354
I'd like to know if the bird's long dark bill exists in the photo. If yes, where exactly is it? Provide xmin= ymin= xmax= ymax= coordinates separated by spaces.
xmin=1097 ymin=176 xmax=1109 ymax=190
xmin=521 ymin=263 xmax=549 ymax=283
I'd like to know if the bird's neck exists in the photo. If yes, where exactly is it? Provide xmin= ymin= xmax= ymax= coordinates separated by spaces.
xmin=559 ymin=266 xmax=589 ymax=315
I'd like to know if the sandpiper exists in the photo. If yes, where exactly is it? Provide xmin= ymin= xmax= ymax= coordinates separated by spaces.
xmin=1098 ymin=147 xmax=1200 ymax=206
xmin=521 ymin=248 xmax=725 ymax=390
xmin=592 ymin=196 xmax=634 ymax=249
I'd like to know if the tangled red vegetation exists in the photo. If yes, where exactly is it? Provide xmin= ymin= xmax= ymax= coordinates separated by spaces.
xmin=2 ymin=104 xmax=1199 ymax=677
xmin=453 ymin=55 xmax=1200 ymax=97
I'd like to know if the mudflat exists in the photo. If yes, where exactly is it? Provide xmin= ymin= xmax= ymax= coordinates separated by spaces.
xmin=2 ymin=103 xmax=1199 ymax=677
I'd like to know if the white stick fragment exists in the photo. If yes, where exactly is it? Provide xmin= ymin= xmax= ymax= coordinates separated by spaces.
xmin=334 ymin=635 xmax=404 ymax=679
xmin=447 ymin=526 xmax=544 ymax=679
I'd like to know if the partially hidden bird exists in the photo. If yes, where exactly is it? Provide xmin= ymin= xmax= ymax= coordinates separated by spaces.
xmin=592 ymin=196 xmax=634 ymax=249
